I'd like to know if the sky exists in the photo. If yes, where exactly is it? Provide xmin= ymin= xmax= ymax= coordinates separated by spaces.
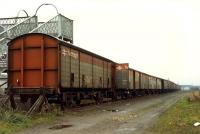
xmin=0 ymin=0 xmax=200 ymax=85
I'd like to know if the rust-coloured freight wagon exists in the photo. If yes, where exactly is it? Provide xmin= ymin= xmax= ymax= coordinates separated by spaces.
xmin=7 ymin=33 xmax=115 ymax=105
xmin=6 ymin=32 xmax=180 ymax=109
xmin=114 ymin=64 xmax=165 ymax=97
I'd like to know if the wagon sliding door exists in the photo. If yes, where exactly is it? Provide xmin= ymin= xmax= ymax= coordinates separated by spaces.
xmin=93 ymin=57 xmax=103 ymax=89
xmin=60 ymin=46 xmax=79 ymax=89
xmin=80 ymin=52 xmax=92 ymax=88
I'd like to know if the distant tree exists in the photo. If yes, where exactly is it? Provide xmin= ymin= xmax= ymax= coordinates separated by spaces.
xmin=190 ymin=86 xmax=199 ymax=91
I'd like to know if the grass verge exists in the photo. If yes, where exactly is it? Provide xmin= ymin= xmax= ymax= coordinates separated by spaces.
xmin=147 ymin=95 xmax=200 ymax=134
xmin=0 ymin=108 xmax=62 ymax=134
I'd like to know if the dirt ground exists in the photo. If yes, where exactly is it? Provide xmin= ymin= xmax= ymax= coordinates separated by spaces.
xmin=17 ymin=92 xmax=184 ymax=134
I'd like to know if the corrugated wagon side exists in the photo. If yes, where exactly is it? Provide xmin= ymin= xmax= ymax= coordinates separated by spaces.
xmin=7 ymin=33 xmax=115 ymax=107
xmin=59 ymin=42 xmax=115 ymax=104
xmin=6 ymin=32 xmax=180 ymax=109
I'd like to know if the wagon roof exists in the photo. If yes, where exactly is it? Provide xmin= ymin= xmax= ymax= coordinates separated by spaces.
xmin=8 ymin=33 xmax=115 ymax=63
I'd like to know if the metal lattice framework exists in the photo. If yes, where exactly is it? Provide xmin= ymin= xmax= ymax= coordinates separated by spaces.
xmin=60 ymin=14 xmax=73 ymax=42
xmin=0 ymin=25 xmax=4 ymax=33
xmin=0 ymin=16 xmax=37 ymax=40
xmin=0 ymin=16 xmax=38 ymax=51
xmin=0 ymin=4 xmax=73 ymax=68
xmin=30 ymin=14 xmax=73 ymax=42
xmin=0 ymin=4 xmax=75 ymax=89
xmin=0 ymin=53 xmax=7 ymax=67
xmin=31 ymin=15 xmax=58 ymax=37
xmin=0 ymin=17 xmax=29 ymax=30
xmin=0 ymin=16 xmax=38 ymax=67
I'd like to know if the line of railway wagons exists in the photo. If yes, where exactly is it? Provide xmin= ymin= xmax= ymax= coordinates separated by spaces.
xmin=6 ymin=33 xmax=180 ymax=107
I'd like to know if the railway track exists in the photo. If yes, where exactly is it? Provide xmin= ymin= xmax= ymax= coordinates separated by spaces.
xmin=0 ymin=92 xmax=167 ymax=108
xmin=0 ymin=92 xmax=175 ymax=118
xmin=65 ymin=93 xmax=164 ymax=109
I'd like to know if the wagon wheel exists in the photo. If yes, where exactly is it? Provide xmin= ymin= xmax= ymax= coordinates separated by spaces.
xmin=75 ymin=99 xmax=81 ymax=105
xmin=96 ymin=92 xmax=104 ymax=104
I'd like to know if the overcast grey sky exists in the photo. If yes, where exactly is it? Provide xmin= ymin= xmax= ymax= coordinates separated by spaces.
xmin=0 ymin=0 xmax=199 ymax=85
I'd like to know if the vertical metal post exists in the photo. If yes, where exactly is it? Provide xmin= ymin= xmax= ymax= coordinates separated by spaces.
xmin=71 ymin=19 xmax=73 ymax=43
xmin=57 ymin=42 xmax=61 ymax=94
xmin=21 ymin=38 xmax=24 ymax=86
xmin=69 ymin=48 xmax=71 ymax=87
xmin=58 ymin=14 xmax=62 ymax=38
xmin=41 ymin=36 xmax=44 ymax=87
xmin=103 ymin=61 xmax=104 ymax=88
xmin=35 ymin=16 xmax=38 ymax=32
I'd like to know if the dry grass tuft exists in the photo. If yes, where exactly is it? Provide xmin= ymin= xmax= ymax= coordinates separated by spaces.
xmin=147 ymin=96 xmax=200 ymax=134
xmin=0 ymin=105 xmax=61 ymax=134
xmin=187 ymin=91 xmax=200 ymax=102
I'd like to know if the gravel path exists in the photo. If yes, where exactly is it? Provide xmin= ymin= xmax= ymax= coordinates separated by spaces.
xmin=17 ymin=91 xmax=184 ymax=134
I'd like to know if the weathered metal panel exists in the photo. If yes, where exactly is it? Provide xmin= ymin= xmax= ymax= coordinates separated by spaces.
xmin=9 ymin=50 xmax=21 ymax=70
xmin=149 ymin=76 xmax=156 ymax=89
xmin=145 ymin=75 xmax=149 ymax=89
xmin=103 ymin=61 xmax=108 ymax=88
xmin=115 ymin=64 xmax=129 ymax=89
xmin=129 ymin=70 xmax=133 ymax=89
xmin=140 ymin=73 xmax=145 ymax=89
xmin=107 ymin=62 xmax=112 ymax=88
xmin=152 ymin=77 xmax=157 ymax=89
xmin=149 ymin=77 xmax=152 ymax=89
xmin=141 ymin=73 xmax=149 ymax=89
xmin=116 ymin=63 xmax=129 ymax=70
xmin=60 ymin=47 xmax=83 ymax=88
xmin=168 ymin=81 xmax=172 ymax=89
xmin=115 ymin=69 xmax=129 ymax=89
xmin=70 ymin=49 xmax=79 ymax=88
xmin=61 ymin=46 xmax=70 ymax=87
xmin=8 ymin=38 xmax=23 ymax=87
xmin=93 ymin=57 xmax=103 ymax=88
xmin=156 ymin=78 xmax=162 ymax=89
xmin=146 ymin=75 xmax=149 ymax=89
xmin=135 ymin=71 xmax=140 ymax=89
xmin=164 ymin=80 xmax=169 ymax=89
xmin=144 ymin=74 xmax=149 ymax=89
xmin=80 ymin=52 xmax=92 ymax=88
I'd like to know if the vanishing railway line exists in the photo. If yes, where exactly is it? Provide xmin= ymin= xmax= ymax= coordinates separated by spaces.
xmin=0 ymin=4 xmax=180 ymax=112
